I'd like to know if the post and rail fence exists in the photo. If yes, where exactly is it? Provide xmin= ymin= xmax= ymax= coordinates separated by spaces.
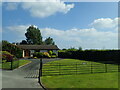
xmin=38 ymin=60 xmax=118 ymax=77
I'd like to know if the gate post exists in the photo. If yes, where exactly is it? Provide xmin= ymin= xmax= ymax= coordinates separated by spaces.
xmin=11 ymin=58 xmax=13 ymax=70
xmin=38 ymin=58 xmax=43 ymax=83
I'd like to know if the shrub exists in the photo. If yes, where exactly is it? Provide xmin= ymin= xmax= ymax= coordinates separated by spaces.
xmin=2 ymin=40 xmax=22 ymax=58
xmin=2 ymin=51 xmax=14 ymax=62
xmin=52 ymin=52 xmax=56 ymax=55
xmin=43 ymin=52 xmax=51 ymax=58
xmin=34 ymin=57 xmax=37 ymax=59
xmin=33 ymin=52 xmax=43 ymax=58
xmin=33 ymin=52 xmax=51 ymax=58
xmin=48 ymin=50 xmax=53 ymax=56
xmin=51 ymin=55 xmax=57 ymax=58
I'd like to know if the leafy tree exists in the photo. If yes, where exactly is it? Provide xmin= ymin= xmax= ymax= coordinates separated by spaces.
xmin=62 ymin=48 xmax=66 ymax=50
xmin=78 ymin=47 xmax=82 ymax=51
xmin=20 ymin=40 xmax=28 ymax=45
xmin=67 ymin=47 xmax=77 ymax=51
xmin=44 ymin=37 xmax=55 ymax=45
xmin=2 ymin=40 xmax=22 ymax=58
xmin=25 ymin=25 xmax=42 ymax=45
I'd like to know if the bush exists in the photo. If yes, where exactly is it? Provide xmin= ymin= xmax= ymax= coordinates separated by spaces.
xmin=33 ymin=52 xmax=51 ymax=58
xmin=51 ymin=55 xmax=57 ymax=58
xmin=43 ymin=52 xmax=51 ymax=58
xmin=48 ymin=50 xmax=53 ymax=56
xmin=2 ymin=40 xmax=22 ymax=58
xmin=34 ymin=57 xmax=37 ymax=59
xmin=52 ymin=52 xmax=57 ymax=55
xmin=2 ymin=51 xmax=14 ymax=62
xmin=33 ymin=52 xmax=43 ymax=58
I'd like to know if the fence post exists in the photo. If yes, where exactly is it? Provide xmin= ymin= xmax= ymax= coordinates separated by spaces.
xmin=91 ymin=62 xmax=93 ymax=73
xmin=76 ymin=63 xmax=77 ymax=75
xmin=105 ymin=64 xmax=107 ymax=73
xmin=38 ymin=58 xmax=42 ymax=83
xmin=59 ymin=63 xmax=60 ymax=75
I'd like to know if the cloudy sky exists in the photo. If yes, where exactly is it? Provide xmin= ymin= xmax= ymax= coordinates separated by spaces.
xmin=2 ymin=1 xmax=118 ymax=49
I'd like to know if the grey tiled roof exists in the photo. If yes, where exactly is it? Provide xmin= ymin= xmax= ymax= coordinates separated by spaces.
xmin=17 ymin=45 xmax=59 ymax=50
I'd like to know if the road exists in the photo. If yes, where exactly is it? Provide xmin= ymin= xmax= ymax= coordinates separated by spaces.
xmin=2 ymin=58 xmax=61 ymax=89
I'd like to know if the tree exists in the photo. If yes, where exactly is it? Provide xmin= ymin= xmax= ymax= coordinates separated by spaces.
xmin=25 ymin=25 xmax=42 ymax=45
xmin=2 ymin=40 xmax=22 ymax=58
xmin=20 ymin=40 xmax=27 ymax=45
xmin=44 ymin=37 xmax=55 ymax=45
xmin=78 ymin=47 xmax=82 ymax=51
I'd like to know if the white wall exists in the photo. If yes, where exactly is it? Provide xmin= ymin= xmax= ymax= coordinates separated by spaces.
xmin=30 ymin=50 xmax=35 ymax=57
xmin=22 ymin=50 xmax=24 ymax=57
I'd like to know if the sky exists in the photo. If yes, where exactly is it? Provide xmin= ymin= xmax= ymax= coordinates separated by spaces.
xmin=2 ymin=1 xmax=119 ymax=49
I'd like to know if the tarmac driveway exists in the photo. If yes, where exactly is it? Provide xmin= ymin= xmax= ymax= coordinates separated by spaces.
xmin=2 ymin=58 xmax=61 ymax=88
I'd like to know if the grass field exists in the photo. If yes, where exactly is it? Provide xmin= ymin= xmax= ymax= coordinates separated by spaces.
xmin=1 ymin=60 xmax=31 ymax=70
xmin=41 ymin=59 xmax=118 ymax=88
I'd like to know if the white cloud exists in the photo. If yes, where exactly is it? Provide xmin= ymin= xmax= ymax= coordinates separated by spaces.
xmin=21 ymin=1 xmax=74 ymax=18
xmin=91 ymin=18 xmax=118 ymax=31
xmin=40 ymin=27 xmax=117 ymax=49
xmin=5 ymin=17 xmax=118 ymax=49
xmin=6 ymin=25 xmax=29 ymax=37
xmin=5 ymin=2 xmax=18 ymax=10
xmin=5 ymin=25 xmax=118 ymax=49
xmin=5 ymin=1 xmax=74 ymax=18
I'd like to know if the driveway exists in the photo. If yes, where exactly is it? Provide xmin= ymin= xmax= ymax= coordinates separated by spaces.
xmin=2 ymin=58 xmax=62 ymax=88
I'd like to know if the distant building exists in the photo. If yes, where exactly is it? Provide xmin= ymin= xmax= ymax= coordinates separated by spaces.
xmin=17 ymin=45 xmax=59 ymax=58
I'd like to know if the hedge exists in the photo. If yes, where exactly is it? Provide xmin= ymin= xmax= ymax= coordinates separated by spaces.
xmin=58 ymin=50 xmax=119 ymax=63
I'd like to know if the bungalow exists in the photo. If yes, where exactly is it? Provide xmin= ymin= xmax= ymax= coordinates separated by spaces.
xmin=17 ymin=45 xmax=59 ymax=58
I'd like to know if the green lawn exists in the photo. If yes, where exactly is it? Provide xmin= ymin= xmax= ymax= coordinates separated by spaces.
xmin=41 ymin=72 xmax=118 ymax=88
xmin=41 ymin=59 xmax=118 ymax=88
xmin=1 ymin=60 xmax=31 ymax=70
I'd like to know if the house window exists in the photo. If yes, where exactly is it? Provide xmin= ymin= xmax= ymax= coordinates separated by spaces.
xmin=30 ymin=50 xmax=35 ymax=53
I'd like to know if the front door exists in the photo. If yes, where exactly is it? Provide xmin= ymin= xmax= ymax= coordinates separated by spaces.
xmin=25 ymin=50 xmax=30 ymax=57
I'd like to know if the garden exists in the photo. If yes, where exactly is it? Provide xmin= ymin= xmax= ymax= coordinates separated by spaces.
xmin=33 ymin=50 xmax=57 ymax=58
xmin=1 ymin=40 xmax=31 ymax=70
xmin=0 ymin=51 xmax=31 ymax=70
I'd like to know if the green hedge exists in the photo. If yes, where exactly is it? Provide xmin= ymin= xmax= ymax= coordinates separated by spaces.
xmin=58 ymin=50 xmax=119 ymax=63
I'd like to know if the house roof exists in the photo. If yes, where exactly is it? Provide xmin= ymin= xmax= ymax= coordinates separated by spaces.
xmin=17 ymin=45 xmax=59 ymax=50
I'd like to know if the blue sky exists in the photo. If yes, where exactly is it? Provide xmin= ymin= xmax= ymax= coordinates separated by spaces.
xmin=2 ymin=1 xmax=118 ymax=49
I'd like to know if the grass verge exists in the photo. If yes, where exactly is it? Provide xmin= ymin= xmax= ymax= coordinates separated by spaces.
xmin=1 ymin=60 xmax=31 ymax=70
xmin=41 ymin=72 xmax=118 ymax=88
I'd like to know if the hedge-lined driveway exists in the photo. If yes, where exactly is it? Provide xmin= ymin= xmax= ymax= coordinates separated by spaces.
xmin=2 ymin=58 xmax=61 ymax=88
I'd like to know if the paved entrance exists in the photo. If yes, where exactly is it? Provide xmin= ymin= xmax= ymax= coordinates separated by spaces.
xmin=2 ymin=58 xmax=61 ymax=88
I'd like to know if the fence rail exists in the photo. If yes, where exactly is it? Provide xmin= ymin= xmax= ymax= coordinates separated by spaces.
xmin=42 ymin=62 xmax=118 ymax=76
